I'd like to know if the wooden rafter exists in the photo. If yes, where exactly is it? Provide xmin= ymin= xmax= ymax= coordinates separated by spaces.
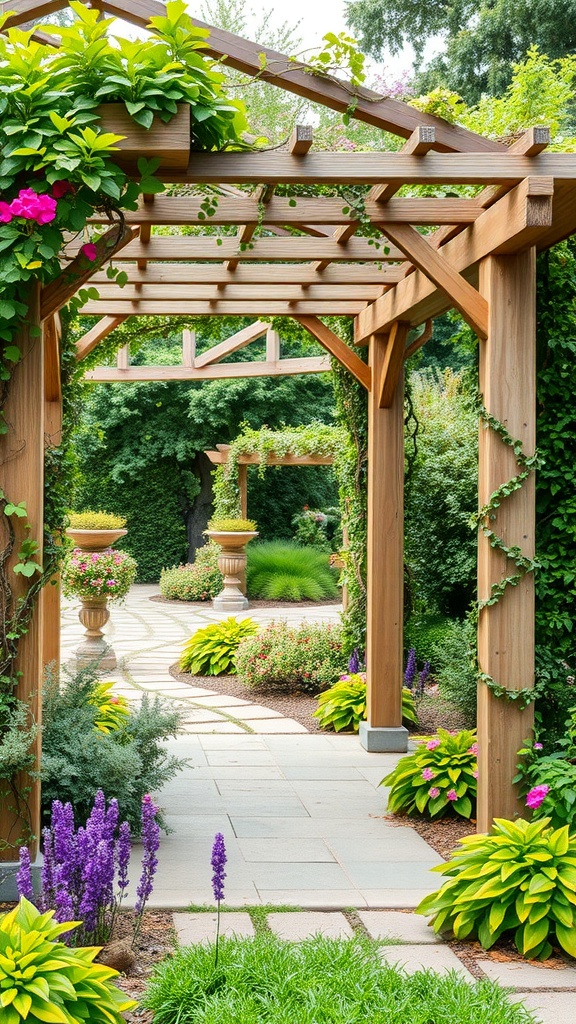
xmin=194 ymin=321 xmax=268 ymax=368
xmin=147 ymin=151 xmax=576 ymax=186
xmin=84 ymin=356 xmax=331 ymax=381
xmin=89 ymin=264 xmax=404 ymax=286
xmin=76 ymin=316 xmax=127 ymax=361
xmin=69 ymin=236 xmax=406 ymax=262
xmin=41 ymin=224 xmax=138 ymax=321
xmin=88 ymin=196 xmax=486 ymax=227
xmin=76 ymin=300 xmax=370 ymax=316
xmin=377 ymin=322 xmax=410 ymax=408
xmin=355 ymin=176 xmax=554 ymax=341
xmin=205 ymin=447 xmax=334 ymax=466
xmin=379 ymin=222 xmax=489 ymax=339
xmin=90 ymin=284 xmax=388 ymax=302
xmin=293 ymin=316 xmax=371 ymax=390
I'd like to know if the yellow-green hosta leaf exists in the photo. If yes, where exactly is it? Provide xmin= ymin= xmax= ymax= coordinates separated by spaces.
xmin=556 ymin=921 xmax=576 ymax=958
xmin=520 ymin=917 xmax=550 ymax=955
xmin=12 ymin=991 xmax=32 ymax=1017
xmin=489 ymin=902 xmax=507 ymax=932
xmin=528 ymin=873 xmax=556 ymax=895
xmin=0 ymin=989 xmax=18 ymax=1007
xmin=551 ymin=901 xmax=574 ymax=928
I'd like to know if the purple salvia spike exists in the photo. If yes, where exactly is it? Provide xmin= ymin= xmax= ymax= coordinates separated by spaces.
xmin=404 ymin=648 xmax=417 ymax=689
xmin=211 ymin=833 xmax=227 ymax=904
xmin=41 ymin=826 xmax=55 ymax=912
xmin=104 ymin=798 xmax=119 ymax=842
xmin=347 ymin=648 xmax=360 ymax=675
xmin=135 ymin=794 xmax=160 ymax=915
xmin=116 ymin=821 xmax=131 ymax=899
xmin=418 ymin=662 xmax=431 ymax=696
xmin=16 ymin=846 xmax=34 ymax=902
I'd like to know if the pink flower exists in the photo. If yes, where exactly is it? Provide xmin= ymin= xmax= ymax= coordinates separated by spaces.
xmin=91 ymin=552 xmax=100 ymax=563
xmin=533 ymin=742 xmax=543 ymax=750
xmin=91 ymin=578 xmax=103 ymax=587
xmin=467 ymin=743 xmax=478 ymax=755
xmin=428 ymin=787 xmax=440 ymax=799
xmin=526 ymin=784 xmax=550 ymax=809
xmin=0 ymin=201 xmax=13 ymax=223
xmin=422 ymin=767 xmax=435 ymax=781
xmin=52 ymin=180 xmax=74 ymax=198
xmin=10 ymin=188 xmax=57 ymax=224
xmin=109 ymin=696 xmax=119 ymax=705
xmin=106 ymin=579 xmax=117 ymax=587
xmin=81 ymin=242 xmax=98 ymax=262
xmin=447 ymin=789 xmax=458 ymax=801
xmin=426 ymin=738 xmax=441 ymax=750
xmin=472 ymin=770 xmax=478 ymax=779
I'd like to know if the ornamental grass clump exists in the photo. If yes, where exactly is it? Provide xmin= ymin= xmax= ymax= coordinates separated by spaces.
xmin=246 ymin=541 xmax=339 ymax=601
xmin=313 ymin=673 xmax=418 ymax=732
xmin=180 ymin=617 xmax=259 ymax=675
xmin=0 ymin=897 xmax=136 ymax=1024
xmin=159 ymin=544 xmax=223 ymax=601
xmin=382 ymin=728 xmax=478 ymax=819
xmin=62 ymin=547 xmax=137 ymax=601
xmin=16 ymin=790 xmax=160 ymax=947
xmin=235 ymin=620 xmax=346 ymax=694
xmin=417 ymin=817 xmax=576 ymax=960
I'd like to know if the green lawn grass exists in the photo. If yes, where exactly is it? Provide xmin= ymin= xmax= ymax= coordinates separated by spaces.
xmin=143 ymin=934 xmax=534 ymax=1024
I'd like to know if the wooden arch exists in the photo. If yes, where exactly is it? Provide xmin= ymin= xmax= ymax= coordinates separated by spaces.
xmin=2 ymin=0 xmax=576 ymax=854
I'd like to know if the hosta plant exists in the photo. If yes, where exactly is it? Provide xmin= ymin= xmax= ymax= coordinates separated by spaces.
xmin=314 ymin=673 xmax=417 ymax=732
xmin=180 ymin=617 xmax=259 ymax=675
xmin=88 ymin=681 xmax=130 ymax=733
xmin=0 ymin=897 xmax=136 ymax=1024
xmin=382 ymin=728 xmax=478 ymax=819
xmin=416 ymin=817 xmax=576 ymax=960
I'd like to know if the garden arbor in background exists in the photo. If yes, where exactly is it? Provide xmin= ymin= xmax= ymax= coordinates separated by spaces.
xmin=3 ymin=0 xmax=576 ymax=851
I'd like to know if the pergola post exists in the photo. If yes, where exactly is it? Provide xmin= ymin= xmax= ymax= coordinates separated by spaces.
xmin=476 ymin=250 xmax=536 ymax=831
xmin=360 ymin=332 xmax=408 ymax=752
xmin=0 ymin=283 xmax=44 ymax=861
xmin=41 ymin=398 xmax=63 ymax=676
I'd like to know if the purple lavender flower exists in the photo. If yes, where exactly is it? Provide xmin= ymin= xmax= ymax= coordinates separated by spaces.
xmin=404 ymin=648 xmax=417 ymax=689
xmin=40 ymin=826 xmax=55 ymax=912
xmin=418 ymin=662 xmax=431 ymax=696
xmin=16 ymin=846 xmax=34 ymax=901
xmin=135 ymin=794 xmax=160 ymax=915
xmin=348 ymin=648 xmax=361 ymax=675
xmin=211 ymin=833 xmax=227 ymax=904
xmin=116 ymin=821 xmax=131 ymax=900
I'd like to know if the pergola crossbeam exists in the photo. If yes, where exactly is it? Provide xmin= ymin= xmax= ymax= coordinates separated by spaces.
xmin=293 ymin=316 xmax=371 ymax=390
xmin=84 ymin=356 xmax=331 ymax=381
xmin=193 ymin=321 xmax=269 ymax=368
xmin=76 ymin=316 xmax=128 ymax=361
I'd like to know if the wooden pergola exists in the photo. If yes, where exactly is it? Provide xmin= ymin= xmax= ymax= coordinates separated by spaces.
xmin=3 ymin=0 xmax=576 ymax=853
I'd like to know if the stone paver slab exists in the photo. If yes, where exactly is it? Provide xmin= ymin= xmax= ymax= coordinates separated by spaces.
xmin=238 ymin=838 xmax=335 ymax=863
xmin=173 ymin=912 xmax=255 ymax=944
xmin=258 ymin=890 xmax=366 ymax=908
xmin=359 ymin=910 xmax=442 ymax=944
xmin=267 ymin=911 xmax=353 ymax=940
xmin=379 ymin=944 xmax=474 ymax=979
xmin=479 ymin=960 xmax=576 ymax=989
xmin=247 ymin=719 xmax=308 ymax=733
xmin=509 ymin=992 xmax=576 ymax=1024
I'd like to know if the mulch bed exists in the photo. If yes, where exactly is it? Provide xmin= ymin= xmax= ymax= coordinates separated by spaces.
xmin=150 ymin=595 xmax=341 ymax=609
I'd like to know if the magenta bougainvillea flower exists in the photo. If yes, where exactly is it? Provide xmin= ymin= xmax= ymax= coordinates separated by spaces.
xmin=526 ymin=784 xmax=550 ymax=809
xmin=81 ymin=242 xmax=99 ymax=261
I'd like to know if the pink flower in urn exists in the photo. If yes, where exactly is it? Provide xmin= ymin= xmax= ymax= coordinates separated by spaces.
xmin=428 ymin=787 xmax=440 ymax=798
xmin=526 ymin=784 xmax=550 ymax=809
xmin=106 ymin=579 xmax=117 ymax=587
xmin=422 ymin=767 xmax=435 ymax=781
xmin=91 ymin=578 xmax=103 ymax=587
xmin=447 ymin=789 xmax=458 ymax=801
xmin=81 ymin=242 xmax=98 ymax=262
xmin=426 ymin=738 xmax=441 ymax=750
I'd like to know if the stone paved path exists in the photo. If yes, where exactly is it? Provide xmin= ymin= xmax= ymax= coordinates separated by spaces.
xmin=61 ymin=586 xmax=576 ymax=1024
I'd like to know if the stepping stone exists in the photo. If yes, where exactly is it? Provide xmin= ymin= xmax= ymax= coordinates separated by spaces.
xmin=509 ymin=991 xmax=576 ymax=1024
xmin=358 ymin=910 xmax=443 ymax=944
xmin=379 ymin=943 xmax=474 ymax=979
xmin=248 ymin=719 xmax=309 ymax=733
xmin=267 ymin=912 xmax=354 ymax=940
xmin=479 ymin=960 xmax=576 ymax=989
xmin=173 ymin=912 xmax=255 ymax=944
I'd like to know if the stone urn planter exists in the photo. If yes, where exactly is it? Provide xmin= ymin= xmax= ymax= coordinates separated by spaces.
xmin=205 ymin=530 xmax=259 ymax=612
xmin=64 ymin=523 xmax=135 ymax=672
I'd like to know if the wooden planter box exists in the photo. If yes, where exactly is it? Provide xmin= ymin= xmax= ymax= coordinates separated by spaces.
xmin=97 ymin=103 xmax=190 ymax=173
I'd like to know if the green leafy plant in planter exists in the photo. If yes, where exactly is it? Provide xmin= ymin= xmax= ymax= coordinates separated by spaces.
xmin=180 ymin=617 xmax=259 ymax=676
xmin=417 ymin=817 xmax=576 ymax=960
xmin=382 ymin=728 xmax=478 ymax=819
xmin=0 ymin=897 xmax=136 ymax=1023
xmin=314 ymin=673 xmax=418 ymax=732
xmin=68 ymin=510 xmax=127 ymax=530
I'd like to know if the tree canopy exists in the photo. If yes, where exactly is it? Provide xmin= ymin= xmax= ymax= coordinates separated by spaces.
xmin=345 ymin=0 xmax=576 ymax=102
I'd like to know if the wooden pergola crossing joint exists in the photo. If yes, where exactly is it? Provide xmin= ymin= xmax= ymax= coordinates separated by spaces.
xmin=293 ymin=316 xmax=371 ymax=391
xmin=76 ymin=315 xmax=128 ymax=361
xmin=379 ymin=221 xmax=489 ymax=339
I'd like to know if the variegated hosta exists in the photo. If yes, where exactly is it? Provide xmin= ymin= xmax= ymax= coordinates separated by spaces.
xmin=0 ymin=897 xmax=136 ymax=1023
xmin=381 ymin=728 xmax=478 ymax=819
xmin=416 ymin=817 xmax=576 ymax=960
xmin=313 ymin=674 xmax=418 ymax=732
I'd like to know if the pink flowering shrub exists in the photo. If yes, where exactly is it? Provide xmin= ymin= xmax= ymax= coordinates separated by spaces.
xmin=159 ymin=544 xmax=223 ymax=601
xmin=382 ymin=728 xmax=478 ymax=819
xmin=235 ymin=620 xmax=346 ymax=694
xmin=515 ymin=736 xmax=576 ymax=829
xmin=62 ymin=547 xmax=137 ymax=601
